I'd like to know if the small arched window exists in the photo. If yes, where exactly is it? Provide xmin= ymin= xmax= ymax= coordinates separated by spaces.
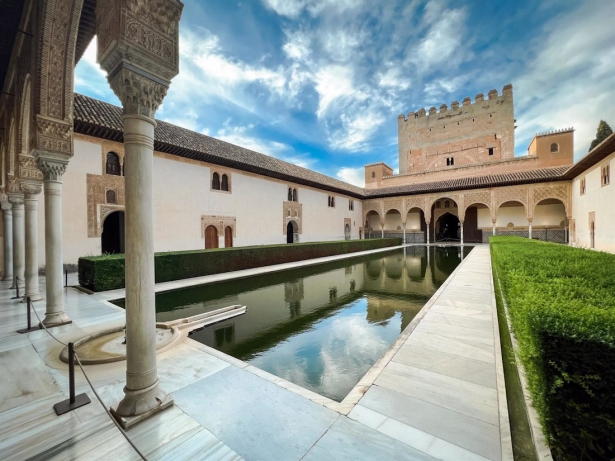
xmin=106 ymin=189 xmax=117 ymax=204
xmin=106 ymin=152 xmax=121 ymax=176
xmin=288 ymin=188 xmax=293 ymax=201
xmin=371 ymin=171 xmax=376 ymax=179
xmin=435 ymin=201 xmax=441 ymax=208
xmin=444 ymin=200 xmax=450 ymax=208
xmin=292 ymin=188 xmax=297 ymax=202
xmin=221 ymin=174 xmax=229 ymax=191
xmin=550 ymin=143 xmax=559 ymax=153
xmin=212 ymin=172 xmax=220 ymax=190
xmin=331 ymin=197 xmax=335 ymax=207
xmin=328 ymin=197 xmax=331 ymax=207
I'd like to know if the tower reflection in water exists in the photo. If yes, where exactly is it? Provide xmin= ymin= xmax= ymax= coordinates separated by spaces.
xmin=148 ymin=245 xmax=472 ymax=401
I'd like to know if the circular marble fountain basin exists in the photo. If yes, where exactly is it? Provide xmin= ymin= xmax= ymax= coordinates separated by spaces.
xmin=59 ymin=325 xmax=180 ymax=365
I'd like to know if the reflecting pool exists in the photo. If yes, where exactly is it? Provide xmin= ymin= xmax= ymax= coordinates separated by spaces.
xmin=116 ymin=245 xmax=472 ymax=401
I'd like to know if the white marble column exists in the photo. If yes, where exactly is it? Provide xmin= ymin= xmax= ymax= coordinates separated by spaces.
xmin=528 ymin=219 xmax=533 ymax=240
xmin=1 ymin=202 xmax=13 ymax=281
xmin=460 ymin=220 xmax=464 ymax=245
xmin=8 ymin=194 xmax=25 ymax=288
xmin=97 ymin=0 xmax=183 ymax=428
xmin=22 ymin=184 xmax=43 ymax=301
xmin=38 ymin=158 xmax=71 ymax=326
xmin=492 ymin=220 xmax=497 ymax=237
xmin=425 ymin=219 xmax=430 ymax=245
xmin=402 ymin=222 xmax=406 ymax=244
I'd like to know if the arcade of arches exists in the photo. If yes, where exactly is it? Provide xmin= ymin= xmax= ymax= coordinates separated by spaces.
xmin=363 ymin=183 xmax=571 ymax=244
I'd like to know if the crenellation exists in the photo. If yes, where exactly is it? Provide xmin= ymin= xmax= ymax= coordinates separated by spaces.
xmin=475 ymin=93 xmax=484 ymax=103
xmin=451 ymin=100 xmax=459 ymax=110
xmin=488 ymin=89 xmax=498 ymax=100
xmin=462 ymin=97 xmax=471 ymax=106
xmin=429 ymin=106 xmax=437 ymax=115
xmin=440 ymin=104 xmax=447 ymax=113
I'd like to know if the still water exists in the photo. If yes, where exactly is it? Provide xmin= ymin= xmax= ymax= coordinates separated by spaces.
xmin=117 ymin=245 xmax=472 ymax=402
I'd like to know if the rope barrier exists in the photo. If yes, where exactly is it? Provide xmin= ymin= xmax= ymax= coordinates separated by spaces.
xmin=28 ymin=303 xmax=147 ymax=460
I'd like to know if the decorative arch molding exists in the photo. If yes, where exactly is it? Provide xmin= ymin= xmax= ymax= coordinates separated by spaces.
xmin=202 ymin=215 xmax=236 ymax=238
xmin=86 ymin=173 xmax=126 ymax=237
xmin=494 ymin=187 xmax=529 ymax=219
xmin=363 ymin=200 xmax=383 ymax=226
xmin=460 ymin=191 xmax=492 ymax=220
xmin=383 ymin=198 xmax=403 ymax=216
xmin=8 ymin=118 xmax=16 ymax=178
xmin=429 ymin=194 xmax=461 ymax=211
xmin=404 ymin=196 xmax=425 ymax=216
xmin=98 ymin=204 xmax=125 ymax=233
xmin=35 ymin=0 xmax=84 ymax=157
xmin=530 ymin=184 xmax=570 ymax=218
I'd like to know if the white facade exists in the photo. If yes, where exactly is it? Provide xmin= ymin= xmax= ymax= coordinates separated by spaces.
xmin=570 ymin=152 xmax=615 ymax=253
xmin=26 ymin=136 xmax=364 ymax=268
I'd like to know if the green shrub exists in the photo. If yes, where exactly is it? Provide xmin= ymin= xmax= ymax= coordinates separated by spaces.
xmin=490 ymin=236 xmax=615 ymax=461
xmin=79 ymin=238 xmax=402 ymax=292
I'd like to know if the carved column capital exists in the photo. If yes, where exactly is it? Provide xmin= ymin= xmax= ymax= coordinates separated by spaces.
xmin=97 ymin=0 xmax=184 ymax=119
xmin=8 ymin=193 xmax=24 ymax=206
xmin=37 ymin=157 xmax=69 ymax=181
xmin=20 ymin=182 xmax=43 ymax=197
xmin=1 ymin=201 xmax=12 ymax=211
xmin=108 ymin=68 xmax=169 ymax=119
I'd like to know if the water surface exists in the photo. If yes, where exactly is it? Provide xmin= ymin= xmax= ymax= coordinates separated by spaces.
xmin=116 ymin=245 xmax=472 ymax=401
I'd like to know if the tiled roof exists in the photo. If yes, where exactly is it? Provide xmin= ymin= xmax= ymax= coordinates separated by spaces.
xmin=73 ymin=94 xmax=366 ymax=198
xmin=364 ymin=166 xmax=570 ymax=199
xmin=73 ymin=93 xmax=570 ymax=200
xmin=563 ymin=133 xmax=615 ymax=179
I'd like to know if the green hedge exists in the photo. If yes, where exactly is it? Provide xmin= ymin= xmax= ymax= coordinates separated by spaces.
xmin=79 ymin=238 xmax=402 ymax=292
xmin=490 ymin=236 xmax=615 ymax=461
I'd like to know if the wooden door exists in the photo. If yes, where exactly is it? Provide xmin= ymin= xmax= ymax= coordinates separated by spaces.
xmin=205 ymin=225 xmax=218 ymax=249
xmin=225 ymin=226 xmax=233 ymax=248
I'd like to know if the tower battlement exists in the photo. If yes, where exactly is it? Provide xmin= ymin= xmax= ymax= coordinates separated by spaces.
xmin=397 ymin=84 xmax=515 ymax=175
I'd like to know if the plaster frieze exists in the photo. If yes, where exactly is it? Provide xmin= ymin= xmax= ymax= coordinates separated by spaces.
xmin=18 ymin=155 xmax=43 ymax=181
xmin=201 ymin=215 xmax=236 ymax=237
xmin=35 ymin=116 xmax=73 ymax=157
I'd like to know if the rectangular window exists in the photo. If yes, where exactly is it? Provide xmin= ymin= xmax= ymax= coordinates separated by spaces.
xmin=488 ymin=148 xmax=494 ymax=156
xmin=328 ymin=196 xmax=335 ymax=208
xmin=349 ymin=200 xmax=354 ymax=211
xmin=602 ymin=165 xmax=610 ymax=186
xmin=580 ymin=178 xmax=586 ymax=195
xmin=450 ymin=157 xmax=454 ymax=166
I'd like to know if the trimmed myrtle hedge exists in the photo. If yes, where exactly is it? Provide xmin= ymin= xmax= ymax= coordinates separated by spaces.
xmin=79 ymin=238 xmax=402 ymax=292
xmin=490 ymin=236 xmax=615 ymax=461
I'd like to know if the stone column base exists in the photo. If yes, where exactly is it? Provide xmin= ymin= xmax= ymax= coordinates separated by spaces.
xmin=42 ymin=311 xmax=72 ymax=327
xmin=23 ymin=293 xmax=44 ymax=303
xmin=111 ymin=391 xmax=173 ymax=429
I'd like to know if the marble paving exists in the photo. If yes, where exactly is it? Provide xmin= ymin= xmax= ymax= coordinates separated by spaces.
xmin=0 ymin=245 xmax=511 ymax=460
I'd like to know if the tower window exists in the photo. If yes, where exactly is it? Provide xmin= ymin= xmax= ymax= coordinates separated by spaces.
xmin=550 ymin=143 xmax=559 ymax=153
xmin=488 ymin=148 xmax=494 ymax=156
xmin=371 ymin=171 xmax=376 ymax=179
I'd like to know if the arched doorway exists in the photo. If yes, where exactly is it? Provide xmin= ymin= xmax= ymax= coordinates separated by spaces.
xmin=344 ymin=223 xmax=351 ymax=240
xmin=205 ymin=225 xmax=219 ymax=249
xmin=101 ymin=211 xmax=125 ymax=254
xmin=287 ymin=221 xmax=298 ymax=243
xmin=365 ymin=210 xmax=380 ymax=238
xmin=435 ymin=212 xmax=459 ymax=241
xmin=224 ymin=226 xmax=233 ymax=248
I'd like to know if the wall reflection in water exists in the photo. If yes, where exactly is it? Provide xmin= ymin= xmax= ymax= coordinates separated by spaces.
xmin=153 ymin=245 xmax=472 ymax=401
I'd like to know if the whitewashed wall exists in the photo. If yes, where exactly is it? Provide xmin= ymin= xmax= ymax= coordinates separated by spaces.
xmin=571 ymin=153 xmax=615 ymax=253
xmin=31 ymin=138 xmax=363 ymax=267
xmin=477 ymin=203 xmax=565 ymax=228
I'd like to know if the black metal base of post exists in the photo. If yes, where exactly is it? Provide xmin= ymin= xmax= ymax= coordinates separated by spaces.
xmin=53 ymin=393 xmax=91 ymax=415
xmin=16 ymin=325 xmax=42 ymax=334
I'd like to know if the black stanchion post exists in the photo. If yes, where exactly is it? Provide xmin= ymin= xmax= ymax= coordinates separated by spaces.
xmin=54 ymin=342 xmax=91 ymax=415
xmin=17 ymin=297 xmax=40 ymax=334
xmin=11 ymin=276 xmax=20 ymax=300
xmin=65 ymin=268 xmax=68 ymax=288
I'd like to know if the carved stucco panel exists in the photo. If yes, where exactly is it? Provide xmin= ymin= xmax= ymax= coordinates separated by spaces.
xmin=494 ymin=186 xmax=529 ymax=217
xmin=461 ymin=190 xmax=492 ymax=218
xmin=282 ymin=201 xmax=302 ymax=234
xmin=531 ymin=183 xmax=570 ymax=217
xmin=87 ymin=173 xmax=126 ymax=237
xmin=201 ymin=215 xmax=236 ymax=237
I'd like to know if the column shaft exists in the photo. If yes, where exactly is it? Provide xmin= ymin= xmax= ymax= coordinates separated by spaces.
xmin=115 ymin=114 xmax=169 ymax=418
xmin=529 ymin=222 xmax=533 ymax=239
xmin=42 ymin=177 xmax=71 ymax=325
xmin=460 ymin=221 xmax=464 ymax=245
xmin=426 ymin=221 xmax=430 ymax=245
xmin=10 ymin=198 xmax=25 ymax=288
xmin=24 ymin=191 xmax=42 ymax=301
xmin=2 ymin=206 xmax=13 ymax=280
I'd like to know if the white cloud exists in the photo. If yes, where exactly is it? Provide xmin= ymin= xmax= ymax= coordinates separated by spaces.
xmin=514 ymin=1 xmax=615 ymax=157
xmin=216 ymin=123 xmax=289 ymax=157
xmin=328 ymin=110 xmax=386 ymax=151
xmin=314 ymin=65 xmax=362 ymax=117
xmin=337 ymin=167 xmax=365 ymax=187
xmin=263 ymin=0 xmax=363 ymax=19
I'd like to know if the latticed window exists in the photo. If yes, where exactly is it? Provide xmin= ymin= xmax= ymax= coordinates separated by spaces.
xmin=106 ymin=189 xmax=117 ymax=204
xmin=550 ymin=143 xmax=559 ymax=153
xmin=602 ymin=165 xmax=610 ymax=186
xmin=212 ymin=172 xmax=220 ymax=190
xmin=580 ymin=178 xmax=586 ymax=195
xmin=106 ymin=152 xmax=121 ymax=176
xmin=221 ymin=174 xmax=229 ymax=191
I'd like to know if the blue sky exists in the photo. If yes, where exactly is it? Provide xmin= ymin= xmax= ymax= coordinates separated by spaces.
xmin=75 ymin=0 xmax=615 ymax=187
